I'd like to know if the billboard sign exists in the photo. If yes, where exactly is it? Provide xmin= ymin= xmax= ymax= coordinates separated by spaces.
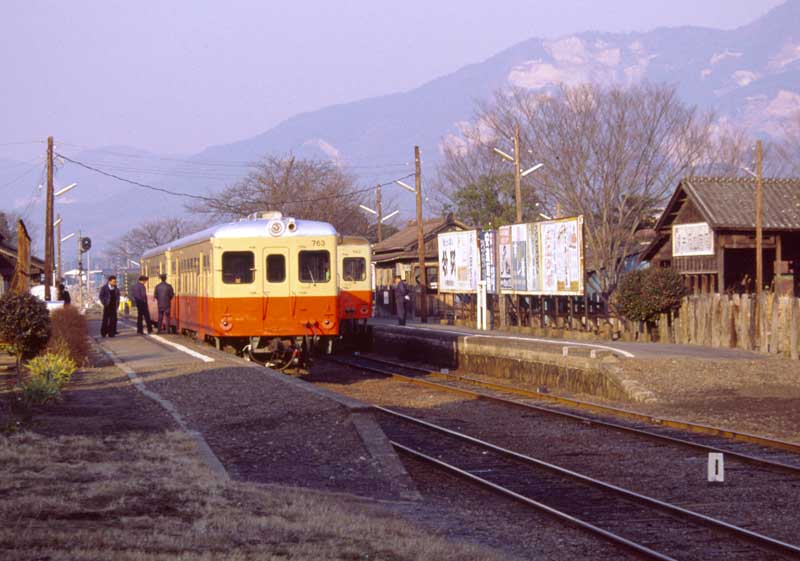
xmin=438 ymin=230 xmax=479 ymax=293
xmin=500 ymin=216 xmax=584 ymax=296
xmin=672 ymin=222 xmax=714 ymax=257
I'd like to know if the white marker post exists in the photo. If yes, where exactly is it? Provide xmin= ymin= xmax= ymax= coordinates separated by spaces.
xmin=708 ymin=453 xmax=725 ymax=482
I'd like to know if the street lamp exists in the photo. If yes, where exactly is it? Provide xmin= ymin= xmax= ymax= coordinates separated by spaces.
xmin=395 ymin=179 xmax=416 ymax=193
xmin=53 ymin=182 xmax=79 ymax=286
xmin=54 ymin=182 xmax=78 ymax=197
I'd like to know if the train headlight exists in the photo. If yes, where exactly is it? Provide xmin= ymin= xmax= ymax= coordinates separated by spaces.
xmin=268 ymin=219 xmax=286 ymax=236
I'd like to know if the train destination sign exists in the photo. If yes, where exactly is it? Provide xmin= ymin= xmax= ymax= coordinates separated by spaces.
xmin=672 ymin=222 xmax=714 ymax=257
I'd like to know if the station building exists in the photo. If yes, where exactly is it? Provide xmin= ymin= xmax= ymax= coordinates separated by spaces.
xmin=643 ymin=176 xmax=800 ymax=296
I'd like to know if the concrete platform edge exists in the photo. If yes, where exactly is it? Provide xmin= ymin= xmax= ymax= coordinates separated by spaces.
xmin=244 ymin=364 xmax=422 ymax=501
xmin=91 ymin=337 xmax=230 ymax=480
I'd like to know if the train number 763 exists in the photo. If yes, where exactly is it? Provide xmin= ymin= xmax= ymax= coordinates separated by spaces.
xmin=311 ymin=239 xmax=326 ymax=247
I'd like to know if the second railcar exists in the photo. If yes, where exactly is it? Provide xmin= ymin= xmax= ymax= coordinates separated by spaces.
xmin=337 ymin=235 xmax=373 ymax=349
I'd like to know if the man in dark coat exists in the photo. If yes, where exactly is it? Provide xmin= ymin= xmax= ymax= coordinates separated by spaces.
xmin=99 ymin=275 xmax=119 ymax=337
xmin=131 ymin=275 xmax=153 ymax=335
xmin=393 ymin=275 xmax=410 ymax=326
xmin=154 ymin=273 xmax=175 ymax=334
xmin=58 ymin=282 xmax=71 ymax=305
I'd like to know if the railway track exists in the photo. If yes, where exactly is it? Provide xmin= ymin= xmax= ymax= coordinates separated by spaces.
xmin=376 ymin=405 xmax=800 ymax=560
xmin=331 ymin=354 xmax=800 ymax=474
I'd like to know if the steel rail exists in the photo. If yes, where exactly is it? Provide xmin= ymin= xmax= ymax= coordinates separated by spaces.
xmin=378 ymin=405 xmax=800 ymax=560
xmin=339 ymin=354 xmax=800 ymax=463
xmin=392 ymin=442 xmax=678 ymax=561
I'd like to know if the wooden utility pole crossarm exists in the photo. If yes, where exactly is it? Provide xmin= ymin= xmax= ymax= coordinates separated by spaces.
xmin=45 ymin=136 xmax=54 ymax=301
xmin=415 ymin=145 xmax=428 ymax=323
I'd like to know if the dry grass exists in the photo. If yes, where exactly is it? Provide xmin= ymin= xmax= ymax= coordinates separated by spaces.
xmin=0 ymin=430 xmax=512 ymax=561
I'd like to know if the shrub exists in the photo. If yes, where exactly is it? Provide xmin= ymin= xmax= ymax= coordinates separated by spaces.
xmin=615 ymin=267 xmax=687 ymax=323
xmin=27 ymin=352 xmax=76 ymax=388
xmin=20 ymin=374 xmax=61 ymax=406
xmin=0 ymin=292 xmax=51 ymax=381
xmin=48 ymin=305 xmax=90 ymax=366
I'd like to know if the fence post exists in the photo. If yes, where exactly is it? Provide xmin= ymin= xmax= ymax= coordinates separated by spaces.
xmin=791 ymin=298 xmax=799 ymax=360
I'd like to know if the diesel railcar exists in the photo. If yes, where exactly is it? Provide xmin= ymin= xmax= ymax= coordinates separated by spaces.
xmin=141 ymin=212 xmax=339 ymax=367
xmin=337 ymin=235 xmax=373 ymax=348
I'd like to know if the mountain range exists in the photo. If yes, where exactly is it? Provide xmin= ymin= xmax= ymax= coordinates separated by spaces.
xmin=2 ymin=0 xmax=798 ymax=263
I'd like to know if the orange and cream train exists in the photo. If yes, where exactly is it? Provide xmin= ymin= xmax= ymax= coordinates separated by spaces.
xmin=337 ymin=235 xmax=373 ymax=348
xmin=141 ymin=212 xmax=344 ymax=367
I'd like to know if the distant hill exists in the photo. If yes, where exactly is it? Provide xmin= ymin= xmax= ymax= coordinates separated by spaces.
xmin=5 ymin=1 xmax=799 ymax=262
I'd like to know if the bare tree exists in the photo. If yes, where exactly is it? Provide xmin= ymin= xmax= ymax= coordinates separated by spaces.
xmin=190 ymin=155 xmax=372 ymax=236
xmin=106 ymin=217 xmax=200 ymax=263
xmin=437 ymin=83 xmax=723 ymax=300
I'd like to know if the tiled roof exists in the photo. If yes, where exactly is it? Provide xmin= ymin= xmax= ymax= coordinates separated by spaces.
xmin=372 ymin=215 xmax=471 ymax=254
xmin=683 ymin=176 xmax=800 ymax=230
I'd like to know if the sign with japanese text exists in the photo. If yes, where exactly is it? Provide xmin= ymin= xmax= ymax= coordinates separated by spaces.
xmin=672 ymin=222 xmax=714 ymax=257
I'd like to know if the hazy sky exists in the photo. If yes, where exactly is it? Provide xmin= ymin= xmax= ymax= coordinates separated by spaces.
xmin=0 ymin=0 xmax=784 ymax=159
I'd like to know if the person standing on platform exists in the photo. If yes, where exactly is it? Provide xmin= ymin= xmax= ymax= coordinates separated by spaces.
xmin=99 ymin=275 xmax=120 ymax=338
xmin=393 ymin=275 xmax=410 ymax=326
xmin=131 ymin=275 xmax=153 ymax=335
xmin=58 ymin=282 xmax=71 ymax=305
xmin=154 ymin=273 xmax=175 ymax=334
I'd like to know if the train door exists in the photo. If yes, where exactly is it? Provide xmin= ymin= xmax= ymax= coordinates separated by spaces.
xmin=263 ymin=247 xmax=291 ymax=334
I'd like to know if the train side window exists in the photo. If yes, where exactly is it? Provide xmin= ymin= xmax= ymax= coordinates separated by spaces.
xmin=299 ymin=250 xmax=330 ymax=283
xmin=222 ymin=251 xmax=254 ymax=284
xmin=342 ymin=257 xmax=366 ymax=282
xmin=266 ymin=254 xmax=286 ymax=283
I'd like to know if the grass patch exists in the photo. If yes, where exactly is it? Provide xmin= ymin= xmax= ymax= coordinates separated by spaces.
xmin=0 ymin=430 xmax=511 ymax=561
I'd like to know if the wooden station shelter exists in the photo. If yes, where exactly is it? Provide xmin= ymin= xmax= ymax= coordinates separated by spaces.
xmin=372 ymin=213 xmax=471 ymax=289
xmin=644 ymin=176 xmax=800 ymax=296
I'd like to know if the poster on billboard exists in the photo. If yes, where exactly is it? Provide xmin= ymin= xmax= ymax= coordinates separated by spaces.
xmin=438 ymin=230 xmax=479 ymax=293
xmin=540 ymin=218 xmax=582 ymax=294
xmin=499 ymin=216 xmax=584 ymax=296
xmin=672 ymin=222 xmax=713 ymax=256
xmin=479 ymin=230 xmax=496 ymax=294
xmin=498 ymin=225 xmax=512 ymax=291
xmin=526 ymin=222 xmax=541 ymax=293
xmin=511 ymin=224 xmax=528 ymax=291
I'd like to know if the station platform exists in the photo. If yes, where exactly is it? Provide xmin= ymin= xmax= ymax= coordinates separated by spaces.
xmin=367 ymin=317 xmax=767 ymax=404
xmin=367 ymin=317 xmax=764 ymax=360
xmin=93 ymin=319 xmax=419 ymax=501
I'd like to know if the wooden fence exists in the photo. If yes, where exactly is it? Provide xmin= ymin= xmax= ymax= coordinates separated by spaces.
xmin=657 ymin=294 xmax=800 ymax=359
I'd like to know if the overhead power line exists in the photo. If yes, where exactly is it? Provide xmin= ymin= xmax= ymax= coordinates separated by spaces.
xmin=55 ymin=152 xmax=416 ymax=206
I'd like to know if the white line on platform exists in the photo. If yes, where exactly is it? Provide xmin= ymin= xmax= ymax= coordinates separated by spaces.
xmin=147 ymin=334 xmax=215 ymax=363
xmin=394 ymin=325 xmax=636 ymax=359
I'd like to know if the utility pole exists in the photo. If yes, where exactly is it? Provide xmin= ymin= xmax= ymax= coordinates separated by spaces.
xmin=45 ymin=136 xmax=54 ymax=300
xmin=56 ymin=213 xmax=61 ymax=285
xmin=513 ymin=123 xmax=522 ymax=223
xmin=376 ymin=183 xmax=383 ymax=243
xmin=755 ymin=140 xmax=763 ymax=297
xmin=77 ymin=230 xmax=83 ymax=309
xmin=415 ymin=145 xmax=428 ymax=323
xmin=755 ymin=140 xmax=764 ymax=336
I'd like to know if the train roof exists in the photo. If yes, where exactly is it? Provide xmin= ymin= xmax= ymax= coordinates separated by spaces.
xmin=142 ymin=215 xmax=338 ymax=258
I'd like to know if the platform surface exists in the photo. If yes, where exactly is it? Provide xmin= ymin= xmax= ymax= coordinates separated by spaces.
xmin=369 ymin=317 xmax=765 ymax=360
